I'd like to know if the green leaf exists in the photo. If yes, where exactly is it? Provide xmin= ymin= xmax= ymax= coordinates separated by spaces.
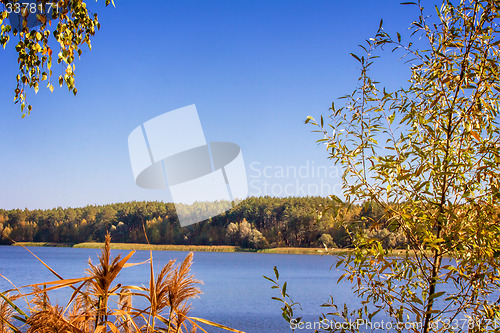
xmin=350 ymin=53 xmax=361 ymax=63
xmin=0 ymin=291 xmax=28 ymax=321
xmin=305 ymin=116 xmax=315 ymax=124
xmin=428 ymin=291 xmax=445 ymax=301
xmin=263 ymin=275 xmax=275 ymax=284
xmin=388 ymin=112 xmax=395 ymax=124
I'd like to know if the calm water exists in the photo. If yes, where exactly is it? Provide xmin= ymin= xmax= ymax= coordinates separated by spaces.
xmin=0 ymin=246 xmax=353 ymax=333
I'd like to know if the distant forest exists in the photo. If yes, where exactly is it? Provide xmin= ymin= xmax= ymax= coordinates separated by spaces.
xmin=0 ymin=197 xmax=408 ymax=249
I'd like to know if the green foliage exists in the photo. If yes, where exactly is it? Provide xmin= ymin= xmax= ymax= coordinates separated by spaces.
xmin=0 ymin=197 xmax=339 ymax=247
xmin=0 ymin=0 xmax=114 ymax=116
xmin=0 ymin=197 xmax=413 ymax=250
xmin=286 ymin=0 xmax=500 ymax=331
xmin=0 ymin=196 xmax=449 ymax=253
xmin=263 ymin=267 xmax=303 ymax=331
xmin=318 ymin=233 xmax=336 ymax=249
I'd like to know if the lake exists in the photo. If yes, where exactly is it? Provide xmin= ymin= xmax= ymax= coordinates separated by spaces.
xmin=0 ymin=246 xmax=352 ymax=333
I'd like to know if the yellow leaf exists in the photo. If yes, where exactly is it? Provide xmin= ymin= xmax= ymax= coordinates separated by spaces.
xmin=471 ymin=131 xmax=481 ymax=141
xmin=36 ymin=14 xmax=47 ymax=24
xmin=105 ymin=321 xmax=120 ymax=333
xmin=94 ymin=325 xmax=106 ymax=333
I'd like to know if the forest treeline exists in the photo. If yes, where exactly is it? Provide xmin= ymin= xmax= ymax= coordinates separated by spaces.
xmin=0 ymin=197 xmax=408 ymax=249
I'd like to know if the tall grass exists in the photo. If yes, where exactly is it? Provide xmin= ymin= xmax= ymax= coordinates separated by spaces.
xmin=0 ymin=233 xmax=244 ymax=333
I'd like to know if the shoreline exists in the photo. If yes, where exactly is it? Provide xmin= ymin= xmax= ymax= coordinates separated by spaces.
xmin=10 ymin=242 xmax=431 ymax=257
xmin=11 ymin=242 xmax=345 ymax=255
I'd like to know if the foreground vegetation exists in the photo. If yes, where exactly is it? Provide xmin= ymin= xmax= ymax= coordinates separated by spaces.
xmin=0 ymin=234 xmax=243 ymax=333
xmin=268 ymin=1 xmax=500 ymax=332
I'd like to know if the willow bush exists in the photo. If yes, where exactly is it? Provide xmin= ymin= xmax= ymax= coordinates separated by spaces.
xmin=270 ymin=0 xmax=500 ymax=332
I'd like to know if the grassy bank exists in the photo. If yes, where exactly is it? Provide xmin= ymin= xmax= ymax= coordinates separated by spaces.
xmin=13 ymin=242 xmax=334 ymax=255
xmin=74 ymin=243 xmax=240 ymax=252
xmin=11 ymin=242 xmax=432 ymax=256
xmin=74 ymin=243 xmax=334 ymax=255
xmin=12 ymin=242 xmax=74 ymax=247
xmin=259 ymin=247 xmax=346 ymax=255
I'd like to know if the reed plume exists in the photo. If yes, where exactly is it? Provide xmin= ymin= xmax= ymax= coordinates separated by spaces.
xmin=86 ymin=233 xmax=122 ymax=327
xmin=165 ymin=252 xmax=201 ymax=333
xmin=68 ymin=291 xmax=95 ymax=332
xmin=27 ymin=288 xmax=81 ymax=333
xmin=0 ymin=235 xmax=244 ymax=333
xmin=116 ymin=288 xmax=133 ymax=333
xmin=143 ymin=252 xmax=201 ymax=332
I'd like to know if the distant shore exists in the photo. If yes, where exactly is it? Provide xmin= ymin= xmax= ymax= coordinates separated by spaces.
xmin=11 ymin=242 xmax=347 ymax=255
xmin=10 ymin=242 xmax=430 ymax=257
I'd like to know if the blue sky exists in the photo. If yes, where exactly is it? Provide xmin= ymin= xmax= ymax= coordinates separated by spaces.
xmin=0 ymin=0 xmax=419 ymax=209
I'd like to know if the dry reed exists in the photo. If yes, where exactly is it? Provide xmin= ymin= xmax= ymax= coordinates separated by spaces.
xmin=0 ymin=233 xmax=244 ymax=333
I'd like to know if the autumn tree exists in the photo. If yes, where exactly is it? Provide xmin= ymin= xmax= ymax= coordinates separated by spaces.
xmin=286 ymin=0 xmax=500 ymax=331
xmin=0 ymin=0 xmax=114 ymax=115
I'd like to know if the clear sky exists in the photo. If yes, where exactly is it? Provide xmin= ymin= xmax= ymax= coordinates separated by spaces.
xmin=0 ymin=0 xmax=421 ymax=210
